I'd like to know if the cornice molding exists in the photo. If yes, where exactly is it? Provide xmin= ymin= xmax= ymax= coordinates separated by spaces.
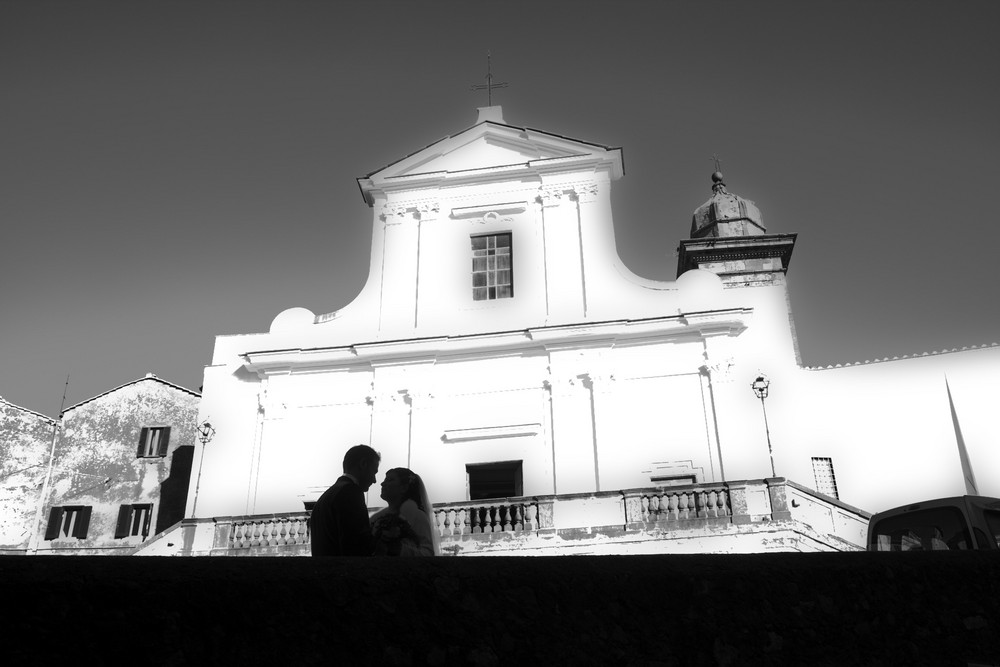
xmin=241 ymin=309 xmax=752 ymax=376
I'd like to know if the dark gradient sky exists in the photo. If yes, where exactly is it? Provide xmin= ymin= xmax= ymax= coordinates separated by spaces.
xmin=3 ymin=0 xmax=998 ymax=418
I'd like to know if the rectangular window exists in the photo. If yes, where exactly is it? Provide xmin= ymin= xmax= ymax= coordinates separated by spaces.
xmin=43 ymin=506 xmax=92 ymax=540
xmin=115 ymin=503 xmax=153 ymax=539
xmin=137 ymin=426 xmax=171 ymax=458
xmin=471 ymin=233 xmax=513 ymax=301
xmin=467 ymin=461 xmax=523 ymax=501
xmin=811 ymin=457 xmax=839 ymax=499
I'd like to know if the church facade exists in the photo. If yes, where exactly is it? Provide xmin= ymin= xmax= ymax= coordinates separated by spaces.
xmin=153 ymin=106 xmax=891 ymax=556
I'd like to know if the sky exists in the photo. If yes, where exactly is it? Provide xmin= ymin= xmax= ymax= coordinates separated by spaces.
xmin=2 ymin=0 xmax=999 ymax=418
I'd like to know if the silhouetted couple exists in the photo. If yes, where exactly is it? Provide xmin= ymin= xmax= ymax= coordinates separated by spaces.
xmin=309 ymin=444 xmax=439 ymax=557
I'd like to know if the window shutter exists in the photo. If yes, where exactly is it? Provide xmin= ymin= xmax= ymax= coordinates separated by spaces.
xmin=157 ymin=427 xmax=171 ymax=457
xmin=141 ymin=505 xmax=153 ymax=538
xmin=44 ymin=507 xmax=63 ymax=540
xmin=137 ymin=428 xmax=148 ymax=458
xmin=115 ymin=505 xmax=132 ymax=538
xmin=73 ymin=506 xmax=92 ymax=539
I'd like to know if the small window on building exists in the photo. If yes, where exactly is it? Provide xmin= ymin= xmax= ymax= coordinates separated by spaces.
xmin=44 ymin=506 xmax=92 ymax=540
xmin=811 ymin=457 xmax=839 ymax=499
xmin=471 ymin=233 xmax=513 ymax=301
xmin=137 ymin=426 xmax=171 ymax=458
xmin=467 ymin=461 xmax=523 ymax=501
xmin=115 ymin=503 xmax=153 ymax=539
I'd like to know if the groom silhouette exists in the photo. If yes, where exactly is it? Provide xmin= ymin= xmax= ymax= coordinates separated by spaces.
xmin=310 ymin=444 xmax=380 ymax=557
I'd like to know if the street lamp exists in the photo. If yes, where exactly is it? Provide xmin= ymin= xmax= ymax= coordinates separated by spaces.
xmin=191 ymin=420 xmax=216 ymax=515
xmin=196 ymin=421 xmax=216 ymax=446
xmin=751 ymin=375 xmax=776 ymax=477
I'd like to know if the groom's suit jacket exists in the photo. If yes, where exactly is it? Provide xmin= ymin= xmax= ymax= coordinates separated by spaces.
xmin=310 ymin=476 xmax=372 ymax=557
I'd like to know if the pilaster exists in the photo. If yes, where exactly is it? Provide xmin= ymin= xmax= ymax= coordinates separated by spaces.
xmin=538 ymin=186 xmax=585 ymax=321
xmin=377 ymin=199 xmax=439 ymax=334
xmin=545 ymin=373 xmax=598 ymax=495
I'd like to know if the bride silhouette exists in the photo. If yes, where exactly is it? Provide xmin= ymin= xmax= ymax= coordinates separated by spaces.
xmin=370 ymin=468 xmax=440 ymax=556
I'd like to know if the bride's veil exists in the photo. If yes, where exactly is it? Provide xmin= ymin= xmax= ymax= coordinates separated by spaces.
xmin=412 ymin=473 xmax=441 ymax=556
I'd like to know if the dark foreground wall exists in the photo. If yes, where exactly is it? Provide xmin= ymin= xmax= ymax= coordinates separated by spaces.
xmin=7 ymin=552 xmax=999 ymax=666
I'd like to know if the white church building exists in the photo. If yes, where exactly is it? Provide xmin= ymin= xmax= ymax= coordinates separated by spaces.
xmin=142 ymin=106 xmax=998 ymax=557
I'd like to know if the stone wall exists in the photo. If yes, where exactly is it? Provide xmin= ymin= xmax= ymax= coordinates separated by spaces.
xmin=0 ymin=399 xmax=55 ymax=552
xmin=6 ymin=551 xmax=998 ymax=665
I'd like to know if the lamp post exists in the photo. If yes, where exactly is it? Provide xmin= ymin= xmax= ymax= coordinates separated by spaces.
xmin=190 ymin=420 xmax=216 ymax=516
xmin=751 ymin=375 xmax=776 ymax=477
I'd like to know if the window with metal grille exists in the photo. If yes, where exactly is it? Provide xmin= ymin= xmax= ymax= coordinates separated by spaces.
xmin=137 ymin=426 xmax=171 ymax=458
xmin=811 ymin=457 xmax=839 ymax=499
xmin=471 ymin=233 xmax=512 ymax=301
xmin=115 ymin=503 xmax=153 ymax=539
xmin=43 ymin=505 xmax=92 ymax=540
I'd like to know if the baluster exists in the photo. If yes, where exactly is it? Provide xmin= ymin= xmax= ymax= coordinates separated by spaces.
xmin=456 ymin=508 xmax=466 ymax=535
xmin=261 ymin=521 xmax=271 ymax=546
xmin=512 ymin=504 xmax=523 ymax=531
xmin=696 ymin=492 xmax=707 ymax=518
xmin=649 ymin=495 xmax=661 ymax=521
xmin=666 ymin=494 xmax=678 ymax=521
xmin=525 ymin=504 xmax=537 ymax=531
xmin=718 ymin=489 xmax=730 ymax=516
xmin=236 ymin=522 xmax=248 ymax=548
xmin=707 ymin=491 xmax=718 ymax=518
xmin=678 ymin=494 xmax=689 ymax=520
xmin=502 ymin=506 xmax=512 ymax=531
xmin=288 ymin=519 xmax=300 ymax=545
xmin=278 ymin=521 xmax=288 ymax=546
xmin=490 ymin=507 xmax=499 ymax=533
xmin=233 ymin=522 xmax=246 ymax=549
xmin=470 ymin=507 xmax=481 ymax=534
xmin=230 ymin=523 xmax=242 ymax=548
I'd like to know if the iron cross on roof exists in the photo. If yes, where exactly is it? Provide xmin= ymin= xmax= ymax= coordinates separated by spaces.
xmin=470 ymin=52 xmax=508 ymax=106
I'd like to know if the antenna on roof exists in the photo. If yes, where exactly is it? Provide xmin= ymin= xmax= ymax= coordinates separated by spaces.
xmin=470 ymin=51 xmax=509 ymax=106
xmin=57 ymin=374 xmax=69 ymax=418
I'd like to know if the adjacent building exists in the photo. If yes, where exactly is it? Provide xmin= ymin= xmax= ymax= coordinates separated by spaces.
xmin=0 ymin=375 xmax=200 ymax=554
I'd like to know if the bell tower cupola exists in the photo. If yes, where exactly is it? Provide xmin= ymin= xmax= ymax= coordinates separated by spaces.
xmin=690 ymin=171 xmax=766 ymax=238
xmin=676 ymin=171 xmax=797 ymax=288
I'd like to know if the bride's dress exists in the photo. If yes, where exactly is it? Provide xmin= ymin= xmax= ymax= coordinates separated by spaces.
xmin=370 ymin=498 xmax=436 ymax=556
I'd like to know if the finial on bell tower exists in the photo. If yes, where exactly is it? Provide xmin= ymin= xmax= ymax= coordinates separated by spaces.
xmin=710 ymin=154 xmax=726 ymax=192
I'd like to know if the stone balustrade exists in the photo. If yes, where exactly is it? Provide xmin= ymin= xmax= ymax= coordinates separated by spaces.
xmin=135 ymin=477 xmax=871 ymax=556
xmin=225 ymin=513 xmax=311 ymax=550
xmin=432 ymin=499 xmax=546 ymax=536
xmin=623 ymin=485 xmax=731 ymax=523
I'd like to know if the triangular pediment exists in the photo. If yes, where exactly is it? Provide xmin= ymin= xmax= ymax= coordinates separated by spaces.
xmin=397 ymin=131 xmax=585 ymax=176
xmin=360 ymin=120 xmax=622 ymax=199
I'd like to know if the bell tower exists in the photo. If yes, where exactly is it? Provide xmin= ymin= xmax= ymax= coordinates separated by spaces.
xmin=676 ymin=172 xmax=796 ymax=288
